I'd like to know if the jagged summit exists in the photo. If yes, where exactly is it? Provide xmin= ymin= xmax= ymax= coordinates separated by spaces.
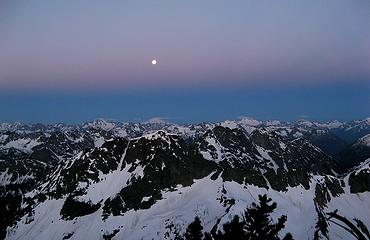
xmin=143 ymin=117 xmax=170 ymax=124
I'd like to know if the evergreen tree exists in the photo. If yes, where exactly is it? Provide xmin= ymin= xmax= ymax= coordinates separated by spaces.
xmin=181 ymin=195 xmax=293 ymax=240
xmin=215 ymin=215 xmax=245 ymax=240
xmin=243 ymin=194 xmax=291 ymax=240
xmin=185 ymin=216 xmax=204 ymax=240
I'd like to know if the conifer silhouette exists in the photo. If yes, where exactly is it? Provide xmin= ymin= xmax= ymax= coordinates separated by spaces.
xmin=203 ymin=232 xmax=213 ymax=240
xmin=181 ymin=194 xmax=293 ymax=240
xmin=214 ymin=215 xmax=245 ymax=240
xmin=244 ymin=194 xmax=291 ymax=240
xmin=185 ymin=216 xmax=204 ymax=240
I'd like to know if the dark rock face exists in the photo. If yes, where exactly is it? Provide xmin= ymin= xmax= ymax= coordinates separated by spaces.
xmin=313 ymin=176 xmax=344 ymax=209
xmin=198 ymin=126 xmax=340 ymax=192
xmin=0 ymin=148 xmax=53 ymax=239
xmin=335 ymin=142 xmax=370 ymax=170
xmin=60 ymin=196 xmax=101 ymax=220
xmin=315 ymin=183 xmax=332 ymax=208
xmin=252 ymin=129 xmax=336 ymax=174
xmin=103 ymin=132 xmax=218 ymax=218
xmin=33 ymin=132 xmax=218 ymax=220
xmin=0 ymin=125 xmax=103 ymax=237
xmin=48 ymin=138 xmax=129 ymax=198
xmin=323 ymin=176 xmax=344 ymax=197
xmin=348 ymin=162 xmax=370 ymax=193
xmin=204 ymin=127 xmax=337 ymax=191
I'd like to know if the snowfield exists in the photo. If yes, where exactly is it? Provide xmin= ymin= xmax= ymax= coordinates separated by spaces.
xmin=6 ymin=170 xmax=370 ymax=240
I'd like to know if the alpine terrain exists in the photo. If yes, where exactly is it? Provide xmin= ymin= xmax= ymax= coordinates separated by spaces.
xmin=1 ymin=118 xmax=369 ymax=240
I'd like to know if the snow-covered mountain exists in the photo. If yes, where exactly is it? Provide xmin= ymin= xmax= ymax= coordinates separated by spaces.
xmin=1 ymin=118 xmax=369 ymax=239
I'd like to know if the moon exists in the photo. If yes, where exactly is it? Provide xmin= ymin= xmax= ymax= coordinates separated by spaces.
xmin=151 ymin=59 xmax=157 ymax=65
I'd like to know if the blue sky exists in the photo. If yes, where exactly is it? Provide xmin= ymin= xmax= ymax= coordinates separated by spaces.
xmin=1 ymin=82 xmax=369 ymax=123
xmin=0 ymin=0 xmax=369 ymax=123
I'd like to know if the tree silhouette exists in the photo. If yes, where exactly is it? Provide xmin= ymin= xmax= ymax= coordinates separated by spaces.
xmin=326 ymin=210 xmax=369 ymax=240
xmin=244 ymin=194 xmax=291 ymax=240
xmin=181 ymin=194 xmax=293 ymax=240
xmin=203 ymin=232 xmax=213 ymax=240
xmin=214 ymin=215 xmax=245 ymax=240
xmin=354 ymin=219 xmax=370 ymax=239
xmin=185 ymin=216 xmax=204 ymax=240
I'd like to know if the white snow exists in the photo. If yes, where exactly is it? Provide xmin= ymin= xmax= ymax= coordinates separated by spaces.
xmin=0 ymin=168 xmax=12 ymax=186
xmin=115 ymin=129 xmax=129 ymax=138
xmin=279 ymin=142 xmax=287 ymax=150
xmin=219 ymin=120 xmax=239 ymax=130
xmin=139 ymin=131 xmax=177 ymax=148
xmin=297 ymin=119 xmax=314 ymax=127
xmin=1 ymin=138 xmax=42 ymax=153
xmin=0 ymin=134 xmax=9 ymax=143
xmin=293 ymin=132 xmax=303 ymax=138
xmin=94 ymin=137 xmax=105 ymax=147
xmin=141 ymin=196 xmax=151 ymax=203
xmin=200 ymin=136 xmax=223 ymax=162
xmin=77 ymin=162 xmax=133 ymax=204
xmin=316 ymin=120 xmax=344 ymax=129
xmin=0 ymin=122 xmax=21 ymax=131
xmin=238 ymin=117 xmax=262 ymax=126
xmin=265 ymin=120 xmax=281 ymax=126
xmin=356 ymin=134 xmax=370 ymax=147
xmin=255 ymin=145 xmax=279 ymax=172
xmin=7 ymin=172 xmax=370 ymax=240
xmin=276 ymin=130 xmax=288 ymax=137
xmin=85 ymin=119 xmax=116 ymax=131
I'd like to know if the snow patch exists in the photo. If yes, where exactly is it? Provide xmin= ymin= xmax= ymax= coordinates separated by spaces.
xmin=1 ymin=138 xmax=42 ymax=153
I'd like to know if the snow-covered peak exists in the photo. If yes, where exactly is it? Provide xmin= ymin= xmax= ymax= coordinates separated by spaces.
xmin=265 ymin=120 xmax=281 ymax=126
xmin=356 ymin=134 xmax=370 ymax=147
xmin=0 ymin=122 xmax=22 ymax=131
xmin=350 ymin=158 xmax=370 ymax=174
xmin=144 ymin=117 xmax=169 ymax=124
xmin=366 ymin=118 xmax=370 ymax=124
xmin=0 ymin=137 xmax=42 ymax=154
xmin=141 ymin=130 xmax=170 ymax=139
xmin=84 ymin=118 xmax=116 ymax=131
xmin=219 ymin=120 xmax=239 ymax=129
xmin=296 ymin=119 xmax=315 ymax=128
xmin=138 ymin=131 xmax=179 ymax=147
xmin=238 ymin=117 xmax=262 ymax=126
xmin=316 ymin=120 xmax=344 ymax=129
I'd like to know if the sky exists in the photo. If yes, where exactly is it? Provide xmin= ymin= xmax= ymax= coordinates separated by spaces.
xmin=0 ymin=0 xmax=369 ymax=123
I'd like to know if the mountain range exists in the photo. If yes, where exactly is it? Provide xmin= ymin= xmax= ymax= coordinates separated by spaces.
xmin=1 ymin=118 xmax=369 ymax=239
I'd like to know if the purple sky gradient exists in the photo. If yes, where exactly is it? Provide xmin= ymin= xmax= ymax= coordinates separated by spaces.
xmin=1 ymin=0 xmax=370 ymax=90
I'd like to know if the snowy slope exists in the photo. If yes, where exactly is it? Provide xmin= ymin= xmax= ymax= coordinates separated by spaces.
xmin=6 ymin=171 xmax=370 ymax=240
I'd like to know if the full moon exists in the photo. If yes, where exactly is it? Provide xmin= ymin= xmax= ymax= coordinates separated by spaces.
xmin=151 ymin=59 xmax=157 ymax=65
